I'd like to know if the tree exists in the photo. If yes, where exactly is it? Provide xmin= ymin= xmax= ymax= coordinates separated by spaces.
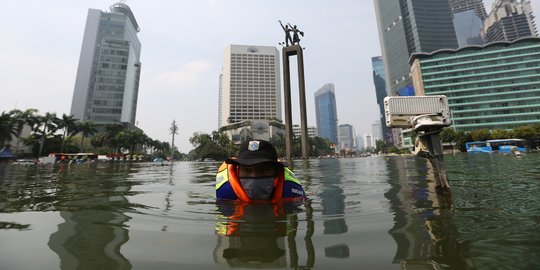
xmin=469 ymin=128 xmax=491 ymax=142
xmin=439 ymin=127 xmax=457 ymax=143
xmin=212 ymin=130 xmax=234 ymax=156
xmin=77 ymin=120 xmax=98 ymax=152
xmin=189 ymin=132 xmax=228 ymax=160
xmin=454 ymin=130 xmax=472 ymax=152
xmin=10 ymin=108 xmax=38 ymax=154
xmin=309 ymin=136 xmax=333 ymax=157
xmin=116 ymin=129 xmax=146 ymax=154
xmin=59 ymin=114 xmax=79 ymax=153
xmin=270 ymin=133 xmax=286 ymax=157
xmin=375 ymin=139 xmax=388 ymax=153
xmin=34 ymin=112 xmax=60 ymax=157
xmin=491 ymin=129 xmax=515 ymax=140
xmin=0 ymin=111 xmax=17 ymax=147
xmin=170 ymin=120 xmax=179 ymax=159
xmin=99 ymin=123 xmax=123 ymax=153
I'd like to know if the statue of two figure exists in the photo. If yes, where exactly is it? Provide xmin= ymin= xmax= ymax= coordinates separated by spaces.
xmin=279 ymin=20 xmax=303 ymax=46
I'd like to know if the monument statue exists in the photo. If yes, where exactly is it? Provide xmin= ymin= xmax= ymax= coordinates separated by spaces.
xmin=288 ymin=23 xmax=304 ymax=45
xmin=279 ymin=21 xmax=304 ymax=46
xmin=278 ymin=20 xmax=293 ymax=46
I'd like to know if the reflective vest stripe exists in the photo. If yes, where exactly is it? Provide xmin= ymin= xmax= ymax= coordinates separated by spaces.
xmin=216 ymin=169 xmax=228 ymax=190
xmin=284 ymin=167 xmax=301 ymax=185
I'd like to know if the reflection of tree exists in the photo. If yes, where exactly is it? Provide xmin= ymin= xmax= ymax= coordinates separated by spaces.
xmin=47 ymin=164 xmax=136 ymax=270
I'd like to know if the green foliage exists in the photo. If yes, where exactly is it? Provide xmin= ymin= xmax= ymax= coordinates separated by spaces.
xmin=0 ymin=111 xmax=17 ymax=147
xmin=469 ymin=129 xmax=491 ymax=142
xmin=308 ymin=137 xmax=333 ymax=157
xmin=189 ymin=132 xmax=229 ymax=160
xmin=491 ymin=129 xmax=515 ymax=140
xmin=439 ymin=127 xmax=457 ymax=143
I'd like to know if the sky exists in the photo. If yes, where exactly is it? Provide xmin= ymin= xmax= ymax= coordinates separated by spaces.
xmin=1 ymin=0 xmax=539 ymax=153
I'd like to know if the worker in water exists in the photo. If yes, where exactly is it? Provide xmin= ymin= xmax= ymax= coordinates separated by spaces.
xmin=215 ymin=140 xmax=305 ymax=202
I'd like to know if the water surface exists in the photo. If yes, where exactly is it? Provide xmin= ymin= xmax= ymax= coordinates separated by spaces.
xmin=1 ymin=154 xmax=539 ymax=269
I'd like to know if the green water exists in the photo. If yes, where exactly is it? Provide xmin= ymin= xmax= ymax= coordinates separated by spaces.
xmin=0 ymin=154 xmax=539 ymax=269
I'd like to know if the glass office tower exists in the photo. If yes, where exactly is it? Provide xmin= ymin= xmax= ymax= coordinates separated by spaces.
xmin=449 ymin=0 xmax=488 ymax=47
xmin=70 ymin=2 xmax=141 ymax=126
xmin=374 ymin=0 xmax=458 ymax=96
xmin=315 ymin=83 xmax=339 ymax=145
xmin=371 ymin=56 xmax=393 ymax=144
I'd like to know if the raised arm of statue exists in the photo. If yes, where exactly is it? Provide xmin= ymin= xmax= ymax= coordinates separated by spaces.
xmin=279 ymin=20 xmax=293 ymax=46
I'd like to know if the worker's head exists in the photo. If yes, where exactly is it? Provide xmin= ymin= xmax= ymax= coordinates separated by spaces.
xmin=226 ymin=140 xmax=283 ymax=200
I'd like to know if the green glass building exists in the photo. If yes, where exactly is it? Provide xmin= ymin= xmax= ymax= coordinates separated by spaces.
xmin=410 ymin=37 xmax=540 ymax=131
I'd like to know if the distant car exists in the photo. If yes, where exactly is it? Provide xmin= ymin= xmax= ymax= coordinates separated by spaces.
xmin=203 ymin=158 xmax=216 ymax=162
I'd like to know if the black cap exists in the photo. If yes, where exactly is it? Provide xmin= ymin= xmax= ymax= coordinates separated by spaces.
xmin=226 ymin=140 xmax=283 ymax=166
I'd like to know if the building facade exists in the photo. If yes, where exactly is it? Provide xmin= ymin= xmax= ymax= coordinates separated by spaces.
xmin=410 ymin=37 xmax=540 ymax=131
xmin=371 ymin=121 xmax=383 ymax=143
xmin=218 ymin=45 xmax=281 ymax=129
xmin=338 ymin=124 xmax=355 ymax=151
xmin=292 ymin=124 xmax=317 ymax=138
xmin=355 ymin=135 xmax=365 ymax=151
xmin=314 ymin=83 xmax=339 ymax=145
xmin=70 ymin=3 xmax=141 ymax=126
xmin=482 ymin=0 xmax=537 ymax=43
xmin=371 ymin=56 xmax=393 ymax=144
xmin=449 ymin=0 xmax=488 ymax=47
xmin=374 ymin=0 xmax=458 ymax=97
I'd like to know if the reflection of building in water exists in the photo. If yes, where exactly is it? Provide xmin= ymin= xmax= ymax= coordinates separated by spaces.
xmin=47 ymin=165 xmax=133 ymax=269
xmin=383 ymin=156 xmax=436 ymax=262
xmin=316 ymin=159 xmax=349 ymax=258
xmin=319 ymin=160 xmax=348 ymax=235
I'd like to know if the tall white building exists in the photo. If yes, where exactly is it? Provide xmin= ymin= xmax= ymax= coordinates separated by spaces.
xmin=365 ymin=134 xmax=373 ymax=150
xmin=218 ymin=45 xmax=281 ymax=129
xmin=70 ymin=2 xmax=141 ymax=126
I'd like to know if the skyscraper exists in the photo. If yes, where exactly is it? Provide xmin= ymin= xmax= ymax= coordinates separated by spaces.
xmin=218 ymin=45 xmax=281 ymax=129
xmin=371 ymin=121 xmax=382 ymax=144
xmin=338 ymin=124 xmax=354 ymax=151
xmin=315 ymin=83 xmax=338 ymax=145
xmin=70 ymin=2 xmax=141 ymax=126
xmin=355 ymin=135 xmax=365 ymax=151
xmin=449 ymin=0 xmax=488 ymax=47
xmin=371 ymin=56 xmax=393 ymax=145
xmin=374 ymin=0 xmax=458 ymax=96
xmin=482 ymin=0 xmax=538 ymax=43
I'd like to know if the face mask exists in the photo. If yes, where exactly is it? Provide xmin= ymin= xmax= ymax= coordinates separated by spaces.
xmin=239 ymin=176 xmax=275 ymax=200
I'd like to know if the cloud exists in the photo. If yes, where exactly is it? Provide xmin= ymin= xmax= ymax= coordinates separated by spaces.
xmin=155 ymin=60 xmax=215 ymax=90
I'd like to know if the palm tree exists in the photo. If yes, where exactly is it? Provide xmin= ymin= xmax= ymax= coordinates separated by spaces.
xmin=34 ymin=112 xmax=61 ymax=157
xmin=170 ymin=120 xmax=179 ymax=159
xmin=59 ymin=114 xmax=79 ymax=153
xmin=0 ymin=111 xmax=17 ymax=147
xmin=77 ymin=120 xmax=97 ymax=152
xmin=10 ymin=108 xmax=38 ymax=154
xmin=102 ymin=123 xmax=124 ymax=154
